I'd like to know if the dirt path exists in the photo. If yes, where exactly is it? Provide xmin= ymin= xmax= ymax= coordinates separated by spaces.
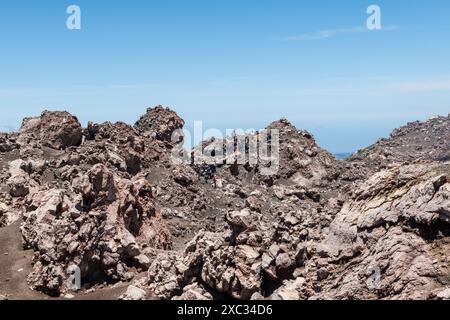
xmin=0 ymin=221 xmax=49 ymax=300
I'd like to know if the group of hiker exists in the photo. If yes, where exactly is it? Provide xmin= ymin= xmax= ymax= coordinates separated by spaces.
xmin=194 ymin=160 xmax=217 ymax=186
xmin=193 ymin=131 xmax=263 ymax=187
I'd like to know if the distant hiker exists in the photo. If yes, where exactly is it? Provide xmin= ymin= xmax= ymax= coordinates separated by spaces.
xmin=213 ymin=175 xmax=218 ymax=188
xmin=232 ymin=130 xmax=238 ymax=153
xmin=194 ymin=160 xmax=217 ymax=183
xmin=200 ymin=160 xmax=209 ymax=180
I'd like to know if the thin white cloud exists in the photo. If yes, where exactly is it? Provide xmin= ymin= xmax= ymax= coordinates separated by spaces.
xmin=108 ymin=83 xmax=156 ymax=90
xmin=278 ymin=25 xmax=400 ymax=41
xmin=1 ymin=74 xmax=450 ymax=100
xmin=183 ymin=76 xmax=450 ymax=98
xmin=389 ymin=81 xmax=450 ymax=93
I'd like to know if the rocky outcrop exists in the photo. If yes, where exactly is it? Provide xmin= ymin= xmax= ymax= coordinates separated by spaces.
xmin=0 ymin=133 xmax=20 ymax=153
xmin=145 ymin=116 xmax=450 ymax=301
xmin=265 ymin=119 xmax=339 ymax=188
xmin=134 ymin=106 xmax=185 ymax=144
xmin=20 ymin=164 xmax=172 ymax=296
xmin=345 ymin=114 xmax=450 ymax=182
xmin=19 ymin=111 xmax=82 ymax=150
xmin=284 ymin=163 xmax=450 ymax=300
xmin=147 ymin=185 xmax=328 ymax=300
xmin=1 ymin=108 xmax=450 ymax=300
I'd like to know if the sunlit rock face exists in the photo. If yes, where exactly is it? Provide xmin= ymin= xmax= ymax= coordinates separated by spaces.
xmin=0 ymin=108 xmax=449 ymax=300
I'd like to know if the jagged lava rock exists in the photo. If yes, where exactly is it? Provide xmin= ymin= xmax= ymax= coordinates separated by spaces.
xmin=134 ymin=106 xmax=185 ymax=144
xmin=19 ymin=111 xmax=82 ymax=150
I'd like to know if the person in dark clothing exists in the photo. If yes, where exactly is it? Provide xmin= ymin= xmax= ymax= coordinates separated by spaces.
xmin=194 ymin=160 xmax=217 ymax=183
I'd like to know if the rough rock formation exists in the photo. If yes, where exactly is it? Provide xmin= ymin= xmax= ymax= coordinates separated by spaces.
xmin=0 ymin=107 xmax=449 ymax=300
xmin=285 ymin=163 xmax=450 ymax=300
xmin=19 ymin=111 xmax=83 ymax=150
xmin=265 ymin=119 xmax=340 ymax=188
xmin=134 ymin=105 xmax=185 ymax=144
xmin=0 ymin=133 xmax=20 ymax=153
xmin=20 ymin=163 xmax=172 ymax=296
xmin=345 ymin=114 xmax=450 ymax=182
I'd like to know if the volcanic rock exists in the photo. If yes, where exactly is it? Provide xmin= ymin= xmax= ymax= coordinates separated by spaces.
xmin=1 ymin=108 xmax=450 ymax=301
xmin=19 ymin=111 xmax=82 ymax=150
xmin=134 ymin=106 xmax=185 ymax=144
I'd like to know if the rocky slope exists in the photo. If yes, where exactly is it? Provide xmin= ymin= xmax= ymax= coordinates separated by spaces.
xmin=344 ymin=115 xmax=450 ymax=182
xmin=0 ymin=107 xmax=449 ymax=300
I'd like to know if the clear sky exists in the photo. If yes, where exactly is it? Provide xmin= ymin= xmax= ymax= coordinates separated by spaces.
xmin=1 ymin=0 xmax=450 ymax=153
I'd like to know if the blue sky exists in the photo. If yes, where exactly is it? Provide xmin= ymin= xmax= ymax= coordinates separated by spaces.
xmin=1 ymin=0 xmax=450 ymax=153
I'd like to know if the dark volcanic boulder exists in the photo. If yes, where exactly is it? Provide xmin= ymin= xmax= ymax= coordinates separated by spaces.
xmin=134 ymin=106 xmax=185 ymax=143
xmin=265 ymin=119 xmax=340 ymax=188
xmin=19 ymin=111 xmax=82 ymax=150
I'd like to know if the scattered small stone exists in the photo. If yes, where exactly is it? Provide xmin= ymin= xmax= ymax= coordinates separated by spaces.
xmin=437 ymin=288 xmax=450 ymax=300
xmin=119 ymin=285 xmax=146 ymax=301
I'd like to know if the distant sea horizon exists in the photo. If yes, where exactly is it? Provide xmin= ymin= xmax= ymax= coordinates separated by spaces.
xmin=334 ymin=152 xmax=352 ymax=160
